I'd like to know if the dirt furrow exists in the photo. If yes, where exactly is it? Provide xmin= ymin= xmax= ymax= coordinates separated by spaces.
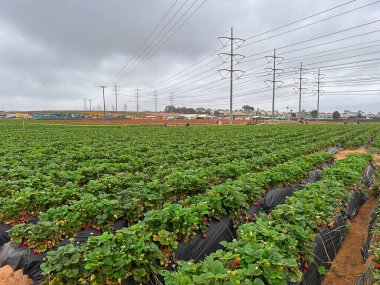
xmin=323 ymin=194 xmax=376 ymax=284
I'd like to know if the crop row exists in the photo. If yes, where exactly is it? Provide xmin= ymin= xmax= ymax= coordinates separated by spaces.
xmin=0 ymin=127 xmax=364 ymax=246
xmin=366 ymin=195 xmax=380 ymax=282
xmin=0 ymin=127 xmax=334 ymax=200
xmin=39 ymin=151 xmax=335 ymax=284
xmin=362 ymin=143 xmax=380 ymax=282
xmin=0 ymin=125 xmax=329 ymax=182
xmin=1 ymin=126 xmax=370 ymax=253
xmin=1 ymin=125 xmax=375 ymax=193
xmin=6 ymin=126 xmax=366 ymax=252
xmin=163 ymin=153 xmax=372 ymax=284
xmin=0 ymin=127 xmax=332 ymax=215
xmin=372 ymin=134 xmax=380 ymax=150
xmin=0 ymin=123 xmax=377 ymax=284
xmin=0 ymin=125 xmax=349 ymax=198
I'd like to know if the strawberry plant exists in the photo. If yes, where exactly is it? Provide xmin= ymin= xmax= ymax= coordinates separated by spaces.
xmin=164 ymin=154 xmax=372 ymax=284
xmin=0 ymin=121 xmax=378 ymax=284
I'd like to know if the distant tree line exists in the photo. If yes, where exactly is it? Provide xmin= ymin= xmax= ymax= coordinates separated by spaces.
xmin=164 ymin=105 xmax=256 ymax=115
xmin=164 ymin=106 xmax=213 ymax=114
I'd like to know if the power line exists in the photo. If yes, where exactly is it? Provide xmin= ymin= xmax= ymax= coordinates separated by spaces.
xmin=326 ymin=89 xmax=380 ymax=93
xmin=288 ymin=49 xmax=380 ymax=67
xmin=146 ymin=3 xmax=380 ymax=103
xmin=241 ymin=1 xmax=380 ymax=48
xmin=148 ymin=0 xmax=359 ymax=92
xmin=154 ymin=28 xmax=380 ymax=99
xmin=142 ymin=1 xmax=379 ymax=105
xmin=114 ymin=0 xmax=193 ymax=82
xmin=310 ymin=57 xmax=380 ymax=70
xmin=284 ymin=42 xmax=380 ymax=63
xmin=149 ymin=50 xmax=222 ymax=89
xmin=277 ymin=20 xmax=380 ymax=51
xmin=279 ymin=38 xmax=380 ymax=57
xmin=107 ymin=0 xmax=181 ymax=84
xmin=116 ymin=0 xmax=208 ymax=83
xmin=244 ymin=0 xmax=358 ymax=41
xmin=243 ymin=21 xmax=380 ymax=62
xmin=159 ymin=61 xmax=223 ymax=92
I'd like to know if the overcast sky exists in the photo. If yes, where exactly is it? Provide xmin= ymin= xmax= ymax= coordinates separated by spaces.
xmin=0 ymin=0 xmax=379 ymax=113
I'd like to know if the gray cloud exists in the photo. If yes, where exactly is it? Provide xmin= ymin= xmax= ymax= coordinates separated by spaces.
xmin=0 ymin=0 xmax=379 ymax=113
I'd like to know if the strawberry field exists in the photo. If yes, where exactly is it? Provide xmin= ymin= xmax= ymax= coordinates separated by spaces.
xmin=0 ymin=121 xmax=379 ymax=285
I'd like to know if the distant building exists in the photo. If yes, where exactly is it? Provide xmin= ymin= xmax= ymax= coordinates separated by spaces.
xmin=319 ymin=113 xmax=334 ymax=119
xmin=15 ymin=113 xmax=30 ymax=118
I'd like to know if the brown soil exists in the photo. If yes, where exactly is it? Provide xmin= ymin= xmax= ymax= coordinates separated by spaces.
xmin=324 ymin=147 xmax=380 ymax=284
xmin=323 ymin=193 xmax=377 ymax=284
xmin=42 ymin=118 xmax=251 ymax=126
xmin=335 ymin=149 xmax=367 ymax=160
xmin=373 ymin=154 xmax=380 ymax=167
xmin=0 ymin=265 xmax=33 ymax=285
xmin=324 ymin=149 xmax=380 ymax=284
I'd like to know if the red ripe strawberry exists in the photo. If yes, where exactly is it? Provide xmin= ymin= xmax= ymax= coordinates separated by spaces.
xmin=47 ymin=241 xmax=53 ymax=247
xmin=232 ymin=216 xmax=236 ymax=221
xmin=33 ymin=211 xmax=39 ymax=217
xmin=371 ymin=256 xmax=376 ymax=261
xmin=80 ymin=225 xmax=85 ymax=230
xmin=22 ymin=241 xmax=28 ymax=247
xmin=376 ymin=264 xmax=380 ymax=269
xmin=232 ymin=261 xmax=240 ymax=268
xmin=202 ymin=234 xmax=207 ymax=239
xmin=204 ymin=217 xmax=209 ymax=223
xmin=304 ymin=264 xmax=309 ymax=270
xmin=96 ymin=227 xmax=101 ymax=231
xmin=343 ymin=204 xmax=348 ymax=208
xmin=247 ymin=216 xmax=253 ymax=222
xmin=86 ymin=224 xmax=91 ymax=229
xmin=164 ymin=263 xmax=170 ymax=269
xmin=33 ymin=250 xmax=37 ymax=255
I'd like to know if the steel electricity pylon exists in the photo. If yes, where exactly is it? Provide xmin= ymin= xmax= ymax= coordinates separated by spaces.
xmin=265 ymin=49 xmax=284 ymax=121
xmin=218 ymin=27 xmax=245 ymax=124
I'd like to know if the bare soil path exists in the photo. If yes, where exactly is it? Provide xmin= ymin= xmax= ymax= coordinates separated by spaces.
xmin=323 ymin=150 xmax=379 ymax=284
xmin=335 ymin=148 xmax=367 ymax=160
xmin=322 ymin=193 xmax=376 ymax=284
xmin=0 ymin=265 xmax=32 ymax=285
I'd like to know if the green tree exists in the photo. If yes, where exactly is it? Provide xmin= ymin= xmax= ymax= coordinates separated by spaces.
xmin=310 ymin=110 xmax=318 ymax=118
xmin=242 ymin=105 xmax=255 ymax=113
xmin=165 ymin=105 xmax=176 ymax=113
xmin=332 ymin=111 xmax=341 ymax=120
